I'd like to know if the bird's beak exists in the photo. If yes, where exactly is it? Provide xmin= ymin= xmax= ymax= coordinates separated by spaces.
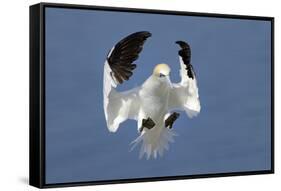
xmin=163 ymin=75 xmax=172 ymax=87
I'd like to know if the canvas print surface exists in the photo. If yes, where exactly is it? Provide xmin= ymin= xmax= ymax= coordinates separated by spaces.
xmin=45 ymin=7 xmax=272 ymax=184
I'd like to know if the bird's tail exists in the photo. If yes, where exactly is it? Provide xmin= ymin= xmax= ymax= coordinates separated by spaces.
xmin=131 ymin=126 xmax=177 ymax=159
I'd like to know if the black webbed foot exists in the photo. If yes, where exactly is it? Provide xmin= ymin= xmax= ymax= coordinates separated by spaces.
xmin=139 ymin=117 xmax=155 ymax=132
xmin=165 ymin=112 xmax=180 ymax=129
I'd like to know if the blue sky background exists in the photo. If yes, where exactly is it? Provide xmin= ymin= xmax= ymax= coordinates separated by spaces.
xmin=45 ymin=7 xmax=272 ymax=184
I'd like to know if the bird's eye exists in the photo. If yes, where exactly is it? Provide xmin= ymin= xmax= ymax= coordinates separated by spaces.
xmin=159 ymin=73 xmax=165 ymax=78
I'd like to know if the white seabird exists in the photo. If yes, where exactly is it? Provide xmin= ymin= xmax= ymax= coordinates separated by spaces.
xmin=103 ymin=31 xmax=201 ymax=159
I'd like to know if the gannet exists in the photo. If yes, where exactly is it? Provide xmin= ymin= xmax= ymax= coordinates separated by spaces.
xmin=103 ymin=31 xmax=200 ymax=159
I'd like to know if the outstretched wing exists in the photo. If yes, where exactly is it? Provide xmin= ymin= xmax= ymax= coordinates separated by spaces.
xmin=168 ymin=41 xmax=201 ymax=118
xmin=103 ymin=31 xmax=152 ymax=132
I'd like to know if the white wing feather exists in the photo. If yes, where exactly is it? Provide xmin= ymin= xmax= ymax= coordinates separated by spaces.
xmin=168 ymin=56 xmax=201 ymax=117
xmin=103 ymin=31 xmax=151 ymax=132
xmin=103 ymin=60 xmax=140 ymax=132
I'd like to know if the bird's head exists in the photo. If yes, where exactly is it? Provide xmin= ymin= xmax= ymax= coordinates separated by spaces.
xmin=153 ymin=63 xmax=171 ymax=79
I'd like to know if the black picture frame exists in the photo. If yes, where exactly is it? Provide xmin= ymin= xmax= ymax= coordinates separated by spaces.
xmin=29 ymin=2 xmax=274 ymax=189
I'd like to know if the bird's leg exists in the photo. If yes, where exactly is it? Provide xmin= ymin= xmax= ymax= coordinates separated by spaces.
xmin=165 ymin=112 xmax=180 ymax=129
xmin=139 ymin=117 xmax=156 ymax=133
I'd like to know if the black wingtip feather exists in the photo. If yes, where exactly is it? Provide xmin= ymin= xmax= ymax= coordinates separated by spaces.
xmin=175 ymin=40 xmax=195 ymax=79
xmin=107 ymin=31 xmax=152 ymax=84
xmin=136 ymin=31 xmax=152 ymax=38
xmin=175 ymin=41 xmax=189 ymax=48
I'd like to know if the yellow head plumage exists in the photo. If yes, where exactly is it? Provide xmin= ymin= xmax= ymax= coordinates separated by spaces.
xmin=153 ymin=63 xmax=170 ymax=76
